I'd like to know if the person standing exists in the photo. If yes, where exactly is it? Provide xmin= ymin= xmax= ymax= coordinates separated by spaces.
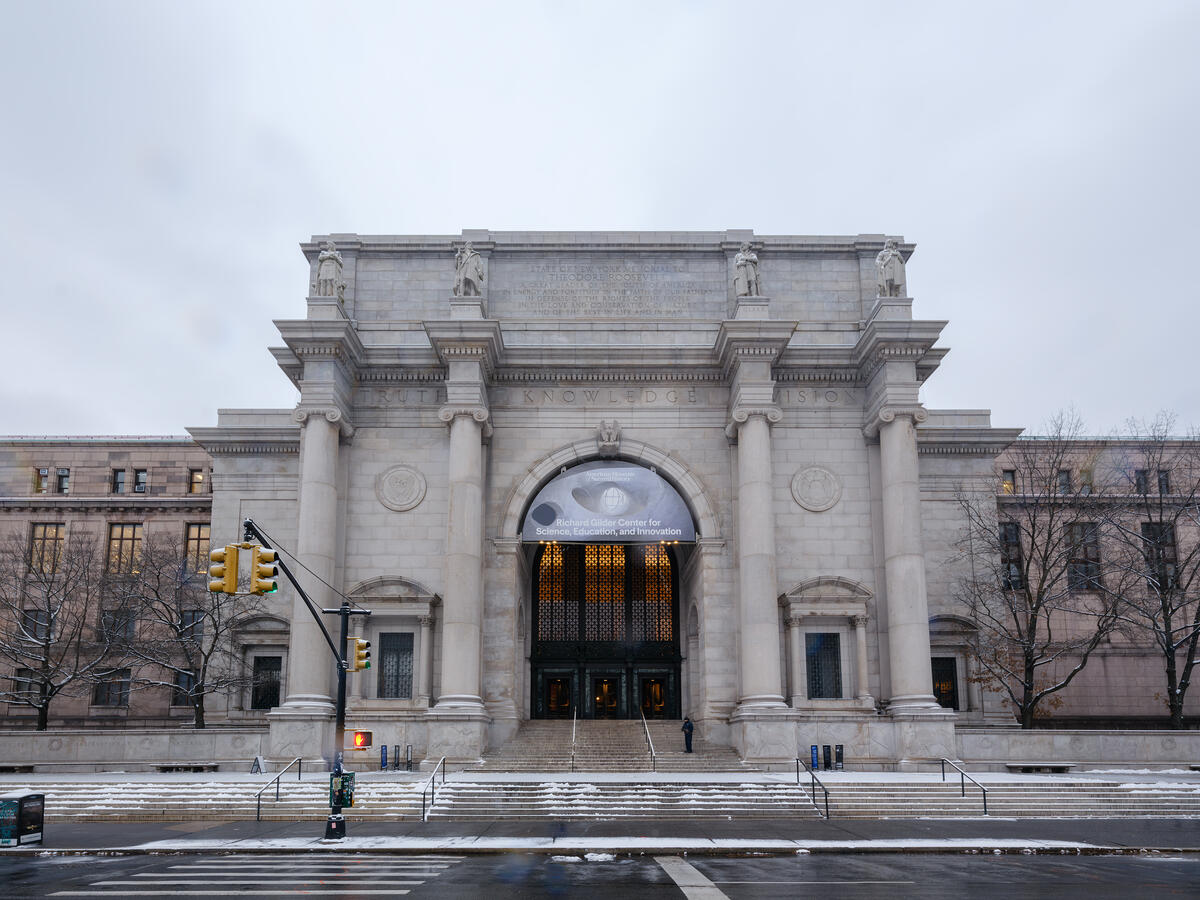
xmin=682 ymin=716 xmax=694 ymax=753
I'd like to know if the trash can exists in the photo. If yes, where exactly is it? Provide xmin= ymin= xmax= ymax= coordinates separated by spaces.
xmin=0 ymin=791 xmax=44 ymax=847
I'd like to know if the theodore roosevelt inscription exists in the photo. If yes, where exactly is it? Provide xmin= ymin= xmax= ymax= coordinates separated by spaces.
xmin=489 ymin=256 xmax=724 ymax=319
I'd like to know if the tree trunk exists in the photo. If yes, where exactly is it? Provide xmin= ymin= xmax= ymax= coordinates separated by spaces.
xmin=1165 ymin=654 xmax=1183 ymax=729
xmin=193 ymin=696 xmax=206 ymax=729
xmin=36 ymin=704 xmax=49 ymax=731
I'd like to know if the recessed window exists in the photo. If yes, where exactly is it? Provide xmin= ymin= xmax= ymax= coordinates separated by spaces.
xmin=999 ymin=522 xmax=1023 ymax=590
xmin=55 ymin=468 xmax=70 ymax=495
xmin=180 ymin=609 xmax=203 ymax=641
xmin=1056 ymin=469 xmax=1072 ymax=495
xmin=378 ymin=633 xmax=414 ymax=699
xmin=188 ymin=469 xmax=205 ymax=494
xmin=21 ymin=608 xmax=51 ymax=642
xmin=112 ymin=469 xmax=126 ymax=493
xmin=11 ymin=668 xmax=37 ymax=699
xmin=1142 ymin=523 xmax=1178 ymax=591
xmin=1135 ymin=469 xmax=1149 ymax=494
xmin=92 ymin=669 xmax=131 ymax=707
xmin=931 ymin=657 xmax=959 ymax=710
xmin=172 ymin=671 xmax=196 ymax=707
xmin=106 ymin=523 xmax=143 ymax=574
xmin=1000 ymin=470 xmax=1017 ymax=494
xmin=1158 ymin=470 xmax=1171 ymax=495
xmin=1079 ymin=469 xmax=1093 ymax=496
xmin=251 ymin=656 xmax=282 ymax=710
xmin=805 ymin=632 xmax=842 ymax=699
xmin=133 ymin=469 xmax=148 ymax=493
xmin=1067 ymin=521 xmax=1101 ymax=591
xmin=29 ymin=523 xmax=64 ymax=575
xmin=99 ymin=608 xmax=136 ymax=642
xmin=33 ymin=468 xmax=49 ymax=494
xmin=185 ymin=523 xmax=210 ymax=573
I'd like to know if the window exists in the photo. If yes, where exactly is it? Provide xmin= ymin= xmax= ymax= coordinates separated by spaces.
xmin=1067 ymin=521 xmax=1101 ymax=590
xmin=1142 ymin=523 xmax=1178 ymax=591
xmin=999 ymin=522 xmax=1024 ymax=590
xmin=92 ymin=669 xmax=131 ymax=707
xmin=99 ymin=608 xmax=136 ymax=642
xmin=20 ymin=609 xmax=50 ymax=642
xmin=106 ymin=523 xmax=142 ymax=574
xmin=188 ymin=469 xmax=205 ymax=494
xmin=172 ymin=671 xmax=196 ymax=706
xmin=33 ymin=468 xmax=49 ymax=494
xmin=1135 ymin=469 xmax=1149 ymax=494
xmin=28 ymin=523 xmax=64 ymax=575
xmin=11 ymin=668 xmax=37 ymax=699
xmin=184 ymin=523 xmax=210 ymax=573
xmin=931 ymin=657 xmax=959 ymax=710
xmin=805 ymin=632 xmax=842 ymax=699
xmin=1056 ymin=469 xmax=1072 ymax=494
xmin=1158 ymin=470 xmax=1171 ymax=495
xmin=180 ymin=609 xmax=203 ymax=641
xmin=111 ymin=469 xmax=126 ymax=493
xmin=378 ymin=632 xmax=414 ymax=699
xmin=1079 ymin=469 xmax=1093 ymax=496
xmin=133 ymin=469 xmax=148 ymax=493
xmin=251 ymin=656 xmax=281 ymax=710
xmin=55 ymin=468 xmax=70 ymax=494
xmin=1000 ymin=469 xmax=1017 ymax=494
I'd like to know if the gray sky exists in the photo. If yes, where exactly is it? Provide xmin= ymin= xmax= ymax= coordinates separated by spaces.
xmin=2 ymin=1 xmax=1197 ymax=437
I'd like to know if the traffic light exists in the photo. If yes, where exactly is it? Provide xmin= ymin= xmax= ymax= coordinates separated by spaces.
xmin=351 ymin=730 xmax=373 ymax=750
xmin=208 ymin=545 xmax=239 ymax=594
xmin=353 ymin=638 xmax=371 ymax=671
xmin=249 ymin=546 xmax=278 ymax=594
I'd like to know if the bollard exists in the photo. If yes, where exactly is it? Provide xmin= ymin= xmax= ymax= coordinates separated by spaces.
xmin=822 ymin=744 xmax=832 ymax=771
xmin=380 ymin=745 xmax=387 ymax=770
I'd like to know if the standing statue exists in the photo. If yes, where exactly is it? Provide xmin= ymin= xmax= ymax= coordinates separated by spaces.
xmin=453 ymin=242 xmax=486 ymax=297
xmin=733 ymin=242 xmax=761 ymax=297
xmin=875 ymin=238 xmax=907 ymax=298
xmin=313 ymin=241 xmax=346 ymax=300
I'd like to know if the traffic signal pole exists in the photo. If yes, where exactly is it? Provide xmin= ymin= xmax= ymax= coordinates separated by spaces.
xmin=241 ymin=518 xmax=371 ymax=840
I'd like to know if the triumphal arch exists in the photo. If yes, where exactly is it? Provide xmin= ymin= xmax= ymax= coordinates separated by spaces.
xmin=190 ymin=229 xmax=1018 ymax=769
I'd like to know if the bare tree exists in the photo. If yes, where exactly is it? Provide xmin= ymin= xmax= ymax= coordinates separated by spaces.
xmin=956 ymin=410 xmax=1121 ymax=728
xmin=107 ymin=535 xmax=265 ymax=728
xmin=1101 ymin=413 xmax=1200 ymax=729
xmin=0 ymin=528 xmax=122 ymax=730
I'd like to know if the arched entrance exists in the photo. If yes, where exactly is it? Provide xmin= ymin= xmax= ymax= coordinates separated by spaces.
xmin=520 ymin=459 xmax=696 ymax=720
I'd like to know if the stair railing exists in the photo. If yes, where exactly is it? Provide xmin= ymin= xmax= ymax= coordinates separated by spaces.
xmin=255 ymin=756 xmax=303 ymax=822
xmin=940 ymin=758 xmax=988 ymax=815
xmin=570 ymin=706 xmax=578 ymax=773
xmin=796 ymin=757 xmax=830 ymax=819
xmin=420 ymin=756 xmax=447 ymax=822
xmin=640 ymin=710 xmax=657 ymax=772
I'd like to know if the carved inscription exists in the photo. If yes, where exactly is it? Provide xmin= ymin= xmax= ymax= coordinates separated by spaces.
xmin=776 ymin=388 xmax=858 ymax=406
xmin=361 ymin=387 xmax=445 ymax=408
xmin=492 ymin=386 xmax=720 ymax=407
xmin=501 ymin=262 xmax=715 ymax=318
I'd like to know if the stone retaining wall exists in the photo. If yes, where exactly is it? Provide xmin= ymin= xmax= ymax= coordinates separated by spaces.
xmin=0 ymin=728 xmax=268 ymax=773
xmin=957 ymin=727 xmax=1200 ymax=770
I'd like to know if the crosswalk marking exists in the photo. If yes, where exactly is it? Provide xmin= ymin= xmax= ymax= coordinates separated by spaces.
xmin=50 ymin=853 xmax=463 ymax=897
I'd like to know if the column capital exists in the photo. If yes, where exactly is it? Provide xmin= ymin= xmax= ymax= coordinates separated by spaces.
xmin=724 ymin=405 xmax=783 ymax=439
xmin=852 ymin=614 xmax=868 ymax=628
xmin=292 ymin=405 xmax=355 ymax=439
xmin=438 ymin=403 xmax=490 ymax=425
xmin=785 ymin=615 xmax=803 ymax=628
xmin=863 ymin=405 xmax=927 ymax=439
xmin=418 ymin=615 xmax=434 ymax=627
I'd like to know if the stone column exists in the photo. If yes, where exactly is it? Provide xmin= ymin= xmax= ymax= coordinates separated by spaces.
xmin=786 ymin=615 xmax=804 ymax=706
xmin=435 ymin=407 xmax=488 ymax=710
xmin=733 ymin=411 xmax=788 ymax=710
xmin=852 ymin=615 xmax=872 ymax=702
xmin=876 ymin=408 xmax=940 ymax=711
xmin=417 ymin=615 xmax=433 ymax=707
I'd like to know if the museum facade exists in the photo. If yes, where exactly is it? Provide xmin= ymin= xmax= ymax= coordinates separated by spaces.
xmin=176 ymin=229 xmax=1029 ymax=767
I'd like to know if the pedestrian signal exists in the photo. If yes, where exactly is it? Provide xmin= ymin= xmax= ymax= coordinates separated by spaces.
xmin=207 ymin=545 xmax=239 ymax=594
xmin=351 ymin=730 xmax=373 ymax=749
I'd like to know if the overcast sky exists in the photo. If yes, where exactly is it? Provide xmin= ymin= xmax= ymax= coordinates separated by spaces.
xmin=2 ymin=2 xmax=1197 ymax=439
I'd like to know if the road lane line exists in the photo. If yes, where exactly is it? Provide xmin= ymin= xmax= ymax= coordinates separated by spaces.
xmin=655 ymin=855 xmax=730 ymax=900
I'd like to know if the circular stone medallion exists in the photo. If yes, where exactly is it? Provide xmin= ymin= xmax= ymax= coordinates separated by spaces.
xmin=376 ymin=465 xmax=427 ymax=512
xmin=791 ymin=466 xmax=842 ymax=512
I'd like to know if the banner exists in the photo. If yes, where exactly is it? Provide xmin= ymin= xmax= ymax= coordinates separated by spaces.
xmin=521 ymin=460 xmax=696 ymax=543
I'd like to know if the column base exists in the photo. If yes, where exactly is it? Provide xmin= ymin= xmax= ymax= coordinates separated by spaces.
xmin=266 ymin=706 xmax=335 ymax=769
xmin=886 ymin=693 xmax=949 ymax=714
xmin=424 ymin=704 xmax=492 ymax=765
xmin=730 ymin=704 xmax=797 ymax=765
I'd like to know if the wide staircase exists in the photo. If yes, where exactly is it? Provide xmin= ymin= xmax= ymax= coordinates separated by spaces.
xmin=476 ymin=719 xmax=751 ymax=773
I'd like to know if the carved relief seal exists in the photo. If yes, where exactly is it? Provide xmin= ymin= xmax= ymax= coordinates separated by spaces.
xmin=376 ymin=465 xmax=427 ymax=512
xmin=791 ymin=466 xmax=842 ymax=512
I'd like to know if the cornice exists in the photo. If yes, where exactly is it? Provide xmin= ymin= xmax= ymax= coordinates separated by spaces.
xmin=917 ymin=427 xmax=1023 ymax=457
xmin=275 ymin=318 xmax=367 ymax=370
xmin=492 ymin=367 xmax=725 ymax=383
xmin=0 ymin=496 xmax=212 ymax=513
xmin=188 ymin=426 xmax=301 ymax=457
xmin=423 ymin=319 xmax=504 ymax=374
xmin=713 ymin=319 xmax=798 ymax=372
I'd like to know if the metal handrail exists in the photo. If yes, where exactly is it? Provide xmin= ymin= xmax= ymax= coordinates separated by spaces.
xmin=941 ymin=758 xmax=988 ymax=815
xmin=255 ymin=757 xmax=303 ymax=822
xmin=570 ymin=706 xmax=578 ymax=773
xmin=640 ymin=710 xmax=657 ymax=773
xmin=796 ymin=757 xmax=831 ymax=819
xmin=420 ymin=756 xmax=447 ymax=822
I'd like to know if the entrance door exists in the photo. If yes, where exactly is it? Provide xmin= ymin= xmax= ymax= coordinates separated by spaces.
xmin=640 ymin=677 xmax=667 ymax=719
xmin=592 ymin=676 xmax=620 ymax=718
xmin=545 ymin=676 xmax=574 ymax=718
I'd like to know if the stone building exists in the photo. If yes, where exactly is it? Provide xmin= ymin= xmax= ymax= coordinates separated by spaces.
xmin=185 ymin=229 xmax=1027 ymax=768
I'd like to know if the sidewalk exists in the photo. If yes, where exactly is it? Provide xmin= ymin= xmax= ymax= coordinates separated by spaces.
xmin=6 ymin=816 xmax=1200 ymax=856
